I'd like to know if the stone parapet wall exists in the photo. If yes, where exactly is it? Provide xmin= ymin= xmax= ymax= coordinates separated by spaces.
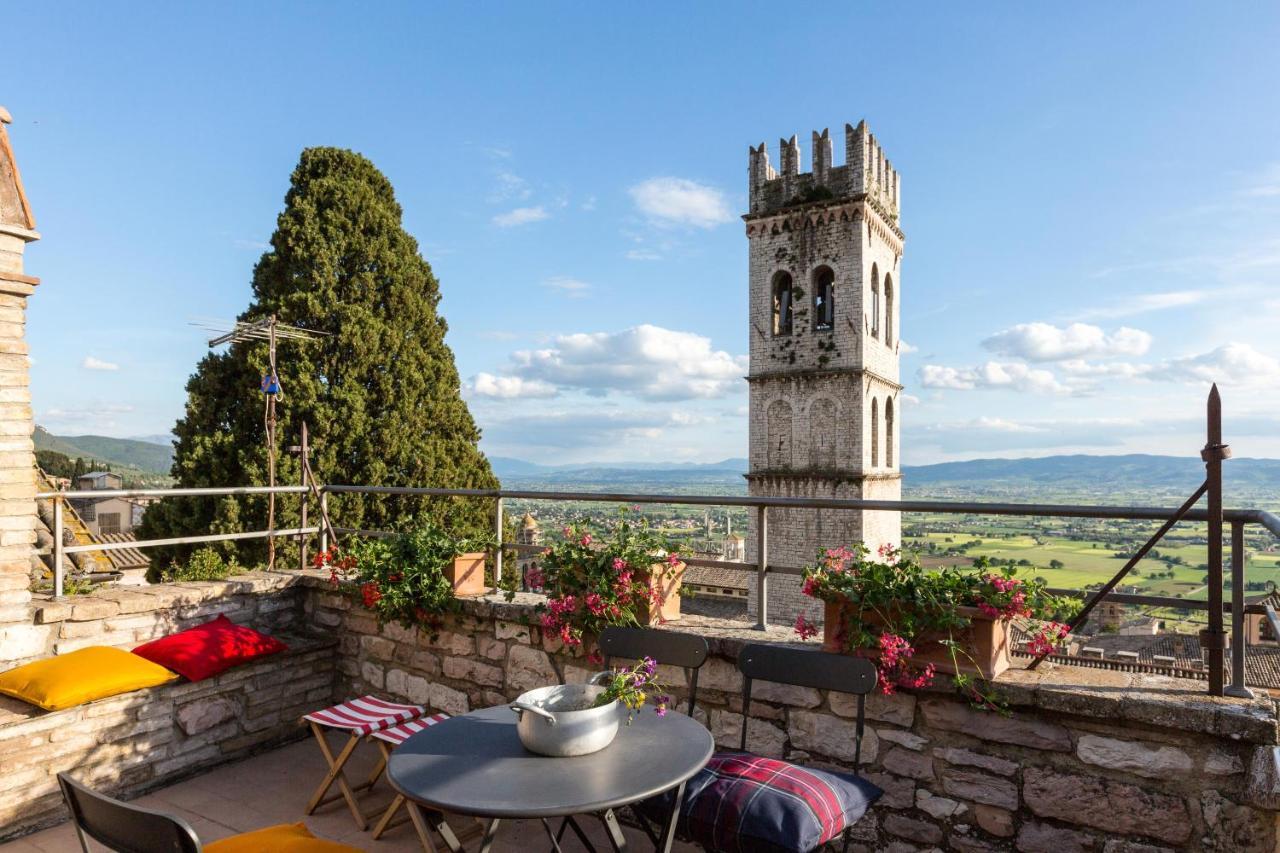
xmin=308 ymin=578 xmax=1280 ymax=853
xmin=0 ymin=574 xmax=330 ymax=840
xmin=1 ymin=572 xmax=307 ymax=667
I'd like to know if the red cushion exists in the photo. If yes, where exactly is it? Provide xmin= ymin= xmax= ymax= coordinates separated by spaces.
xmin=131 ymin=614 xmax=287 ymax=682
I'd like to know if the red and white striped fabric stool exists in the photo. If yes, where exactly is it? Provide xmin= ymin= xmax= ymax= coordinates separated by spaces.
xmin=369 ymin=714 xmax=469 ymax=851
xmin=302 ymin=696 xmax=426 ymax=830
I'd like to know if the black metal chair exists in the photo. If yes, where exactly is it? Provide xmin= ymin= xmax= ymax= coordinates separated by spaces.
xmin=554 ymin=626 xmax=711 ymax=851
xmin=58 ymin=772 xmax=201 ymax=853
xmin=57 ymin=772 xmax=365 ymax=853
xmin=738 ymin=642 xmax=877 ymax=766
xmin=598 ymin=625 xmax=710 ymax=715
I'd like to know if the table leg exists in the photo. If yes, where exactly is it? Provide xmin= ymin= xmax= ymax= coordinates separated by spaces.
xmin=477 ymin=818 xmax=502 ymax=853
xmin=539 ymin=818 xmax=567 ymax=853
xmin=601 ymin=809 xmax=628 ymax=852
xmin=658 ymin=782 xmax=686 ymax=853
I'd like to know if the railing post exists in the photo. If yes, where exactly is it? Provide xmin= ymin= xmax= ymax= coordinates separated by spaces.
xmin=1201 ymin=384 xmax=1228 ymax=696
xmin=319 ymin=489 xmax=329 ymax=554
xmin=493 ymin=496 xmax=504 ymax=593
xmin=53 ymin=493 xmax=64 ymax=598
xmin=755 ymin=505 xmax=768 ymax=630
xmin=1226 ymin=519 xmax=1253 ymax=697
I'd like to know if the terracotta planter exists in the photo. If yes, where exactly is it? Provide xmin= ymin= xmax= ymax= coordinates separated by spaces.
xmin=446 ymin=552 xmax=487 ymax=597
xmin=821 ymin=600 xmax=1012 ymax=680
xmin=633 ymin=560 xmax=685 ymax=624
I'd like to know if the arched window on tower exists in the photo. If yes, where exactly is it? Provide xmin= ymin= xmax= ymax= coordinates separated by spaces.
xmin=884 ymin=273 xmax=894 ymax=346
xmin=870 ymin=397 xmax=880 ymax=467
xmin=813 ymin=267 xmax=834 ymax=331
xmin=870 ymin=264 xmax=881 ymax=339
xmin=885 ymin=397 xmax=895 ymax=468
xmin=772 ymin=272 xmax=793 ymax=337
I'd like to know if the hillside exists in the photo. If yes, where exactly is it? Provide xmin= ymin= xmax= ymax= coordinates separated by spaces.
xmin=493 ymin=453 xmax=1280 ymax=504
xmin=34 ymin=427 xmax=173 ymax=475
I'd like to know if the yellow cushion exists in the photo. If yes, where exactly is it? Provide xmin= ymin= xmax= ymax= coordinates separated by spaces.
xmin=205 ymin=822 xmax=362 ymax=852
xmin=0 ymin=646 xmax=179 ymax=711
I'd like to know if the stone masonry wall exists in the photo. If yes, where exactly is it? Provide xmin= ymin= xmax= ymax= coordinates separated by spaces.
xmin=0 ymin=108 xmax=40 ymax=668
xmin=0 ymin=575 xmax=332 ymax=839
xmin=311 ymin=580 xmax=1280 ymax=853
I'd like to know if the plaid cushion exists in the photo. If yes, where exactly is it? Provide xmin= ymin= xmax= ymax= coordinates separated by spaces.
xmin=641 ymin=750 xmax=881 ymax=853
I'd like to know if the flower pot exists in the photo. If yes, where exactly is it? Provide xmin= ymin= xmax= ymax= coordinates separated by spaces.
xmin=447 ymin=552 xmax=487 ymax=597
xmin=821 ymin=600 xmax=1012 ymax=680
xmin=634 ymin=560 xmax=685 ymax=624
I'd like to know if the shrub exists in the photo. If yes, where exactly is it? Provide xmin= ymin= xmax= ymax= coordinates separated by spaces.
xmin=162 ymin=546 xmax=238 ymax=582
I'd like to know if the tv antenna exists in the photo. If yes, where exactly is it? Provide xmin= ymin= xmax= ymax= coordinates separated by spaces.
xmin=196 ymin=316 xmax=331 ymax=569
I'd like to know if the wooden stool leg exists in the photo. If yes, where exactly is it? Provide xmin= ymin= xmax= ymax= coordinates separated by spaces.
xmin=407 ymin=801 xmax=441 ymax=853
xmin=304 ymin=723 xmax=368 ymax=830
xmin=364 ymin=740 xmax=391 ymax=792
xmin=372 ymin=793 xmax=406 ymax=840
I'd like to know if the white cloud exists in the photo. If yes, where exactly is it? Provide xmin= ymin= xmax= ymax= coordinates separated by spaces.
xmin=1074 ymin=289 xmax=1207 ymax=320
xmin=629 ymin=178 xmax=733 ymax=229
xmin=490 ymin=170 xmax=532 ymax=203
xmin=900 ymin=394 xmax=921 ymax=406
xmin=480 ymin=409 xmax=702 ymax=450
xmin=492 ymin=206 xmax=548 ymax=227
xmin=898 ymin=340 xmax=918 ymax=355
xmin=918 ymin=361 xmax=1068 ymax=394
xmin=913 ymin=416 xmax=1137 ymax=454
xmin=81 ymin=356 xmax=119 ymax=371
xmin=1243 ymin=162 xmax=1280 ymax=198
xmin=581 ymin=196 xmax=597 ymax=211
xmin=982 ymin=322 xmax=1151 ymax=361
xmin=495 ymin=325 xmax=746 ymax=401
xmin=478 ymin=330 xmax=519 ymax=341
xmin=625 ymin=249 xmax=662 ymax=262
xmin=542 ymin=276 xmax=591 ymax=298
xmin=1149 ymin=342 xmax=1280 ymax=386
xmin=468 ymin=373 xmax=558 ymax=400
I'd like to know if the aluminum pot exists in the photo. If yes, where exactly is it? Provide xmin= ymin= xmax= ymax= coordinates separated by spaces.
xmin=510 ymin=674 xmax=623 ymax=757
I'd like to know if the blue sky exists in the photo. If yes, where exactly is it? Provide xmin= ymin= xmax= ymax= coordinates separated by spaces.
xmin=8 ymin=3 xmax=1280 ymax=465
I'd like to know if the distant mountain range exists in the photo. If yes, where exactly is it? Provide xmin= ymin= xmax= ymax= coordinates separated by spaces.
xmin=34 ymin=427 xmax=174 ymax=475
xmin=492 ymin=453 xmax=1280 ymax=499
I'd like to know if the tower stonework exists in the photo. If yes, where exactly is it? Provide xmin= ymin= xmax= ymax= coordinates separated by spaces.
xmin=745 ymin=121 xmax=903 ymax=623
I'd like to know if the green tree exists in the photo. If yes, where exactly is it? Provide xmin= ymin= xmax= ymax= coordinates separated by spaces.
xmin=140 ymin=147 xmax=498 ymax=568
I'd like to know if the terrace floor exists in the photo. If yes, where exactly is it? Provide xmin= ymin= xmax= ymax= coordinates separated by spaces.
xmin=2 ymin=735 xmax=698 ymax=852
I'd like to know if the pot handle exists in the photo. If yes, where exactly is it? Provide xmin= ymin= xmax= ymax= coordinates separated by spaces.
xmin=510 ymin=702 xmax=557 ymax=726
xmin=587 ymin=671 xmax=612 ymax=686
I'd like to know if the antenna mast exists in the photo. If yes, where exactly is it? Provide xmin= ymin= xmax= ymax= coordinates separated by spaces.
xmin=201 ymin=315 xmax=330 ymax=570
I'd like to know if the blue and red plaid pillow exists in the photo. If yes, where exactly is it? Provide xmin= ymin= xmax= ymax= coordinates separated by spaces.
xmin=643 ymin=750 xmax=882 ymax=853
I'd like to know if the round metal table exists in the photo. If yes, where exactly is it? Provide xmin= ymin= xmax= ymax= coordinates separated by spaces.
xmin=387 ymin=703 xmax=713 ymax=852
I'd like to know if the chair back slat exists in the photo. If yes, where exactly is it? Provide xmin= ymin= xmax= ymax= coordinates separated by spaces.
xmin=736 ymin=643 xmax=878 ymax=768
xmin=598 ymin=626 xmax=710 ymax=715
xmin=58 ymin=773 xmax=201 ymax=853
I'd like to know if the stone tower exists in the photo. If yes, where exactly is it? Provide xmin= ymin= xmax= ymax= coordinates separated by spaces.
xmin=0 ymin=106 xmax=42 ymax=660
xmin=745 ymin=121 xmax=904 ymax=623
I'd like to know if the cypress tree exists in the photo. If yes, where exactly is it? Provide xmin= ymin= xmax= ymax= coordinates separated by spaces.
xmin=141 ymin=148 xmax=497 ymax=568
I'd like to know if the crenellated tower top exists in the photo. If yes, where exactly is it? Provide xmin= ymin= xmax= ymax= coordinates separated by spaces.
xmin=748 ymin=120 xmax=899 ymax=221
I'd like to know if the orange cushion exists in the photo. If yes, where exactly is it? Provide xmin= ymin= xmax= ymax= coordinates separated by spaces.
xmin=205 ymin=822 xmax=362 ymax=852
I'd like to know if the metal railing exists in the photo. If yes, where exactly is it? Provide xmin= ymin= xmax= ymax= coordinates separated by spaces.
xmin=34 ymin=387 xmax=1278 ymax=700
xmin=39 ymin=478 xmax=1280 ymax=699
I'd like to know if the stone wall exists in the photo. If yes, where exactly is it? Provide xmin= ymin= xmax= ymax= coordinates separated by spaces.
xmin=311 ymin=580 xmax=1280 ymax=853
xmin=0 ymin=107 xmax=41 ymax=663
xmin=0 ymin=575 xmax=330 ymax=839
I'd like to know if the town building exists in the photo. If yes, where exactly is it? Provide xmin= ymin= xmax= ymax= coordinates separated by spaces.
xmin=68 ymin=471 xmax=142 ymax=536
xmin=745 ymin=121 xmax=903 ymax=621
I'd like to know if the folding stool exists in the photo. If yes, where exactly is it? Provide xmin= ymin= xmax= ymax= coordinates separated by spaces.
xmin=368 ymin=714 xmax=470 ymax=852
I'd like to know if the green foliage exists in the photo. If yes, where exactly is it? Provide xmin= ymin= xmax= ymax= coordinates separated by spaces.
xmin=527 ymin=508 xmax=681 ymax=647
xmin=336 ymin=517 xmax=492 ymax=631
xmin=139 ymin=147 xmax=498 ymax=564
xmin=800 ymin=546 xmax=1081 ymax=711
xmin=35 ymin=450 xmax=75 ymax=479
xmin=160 ymin=546 xmax=240 ymax=583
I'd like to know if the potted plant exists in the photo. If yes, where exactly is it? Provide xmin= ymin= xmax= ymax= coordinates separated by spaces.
xmin=523 ymin=508 xmax=684 ymax=654
xmin=316 ymin=517 xmax=493 ymax=630
xmin=796 ymin=545 xmax=1079 ymax=709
